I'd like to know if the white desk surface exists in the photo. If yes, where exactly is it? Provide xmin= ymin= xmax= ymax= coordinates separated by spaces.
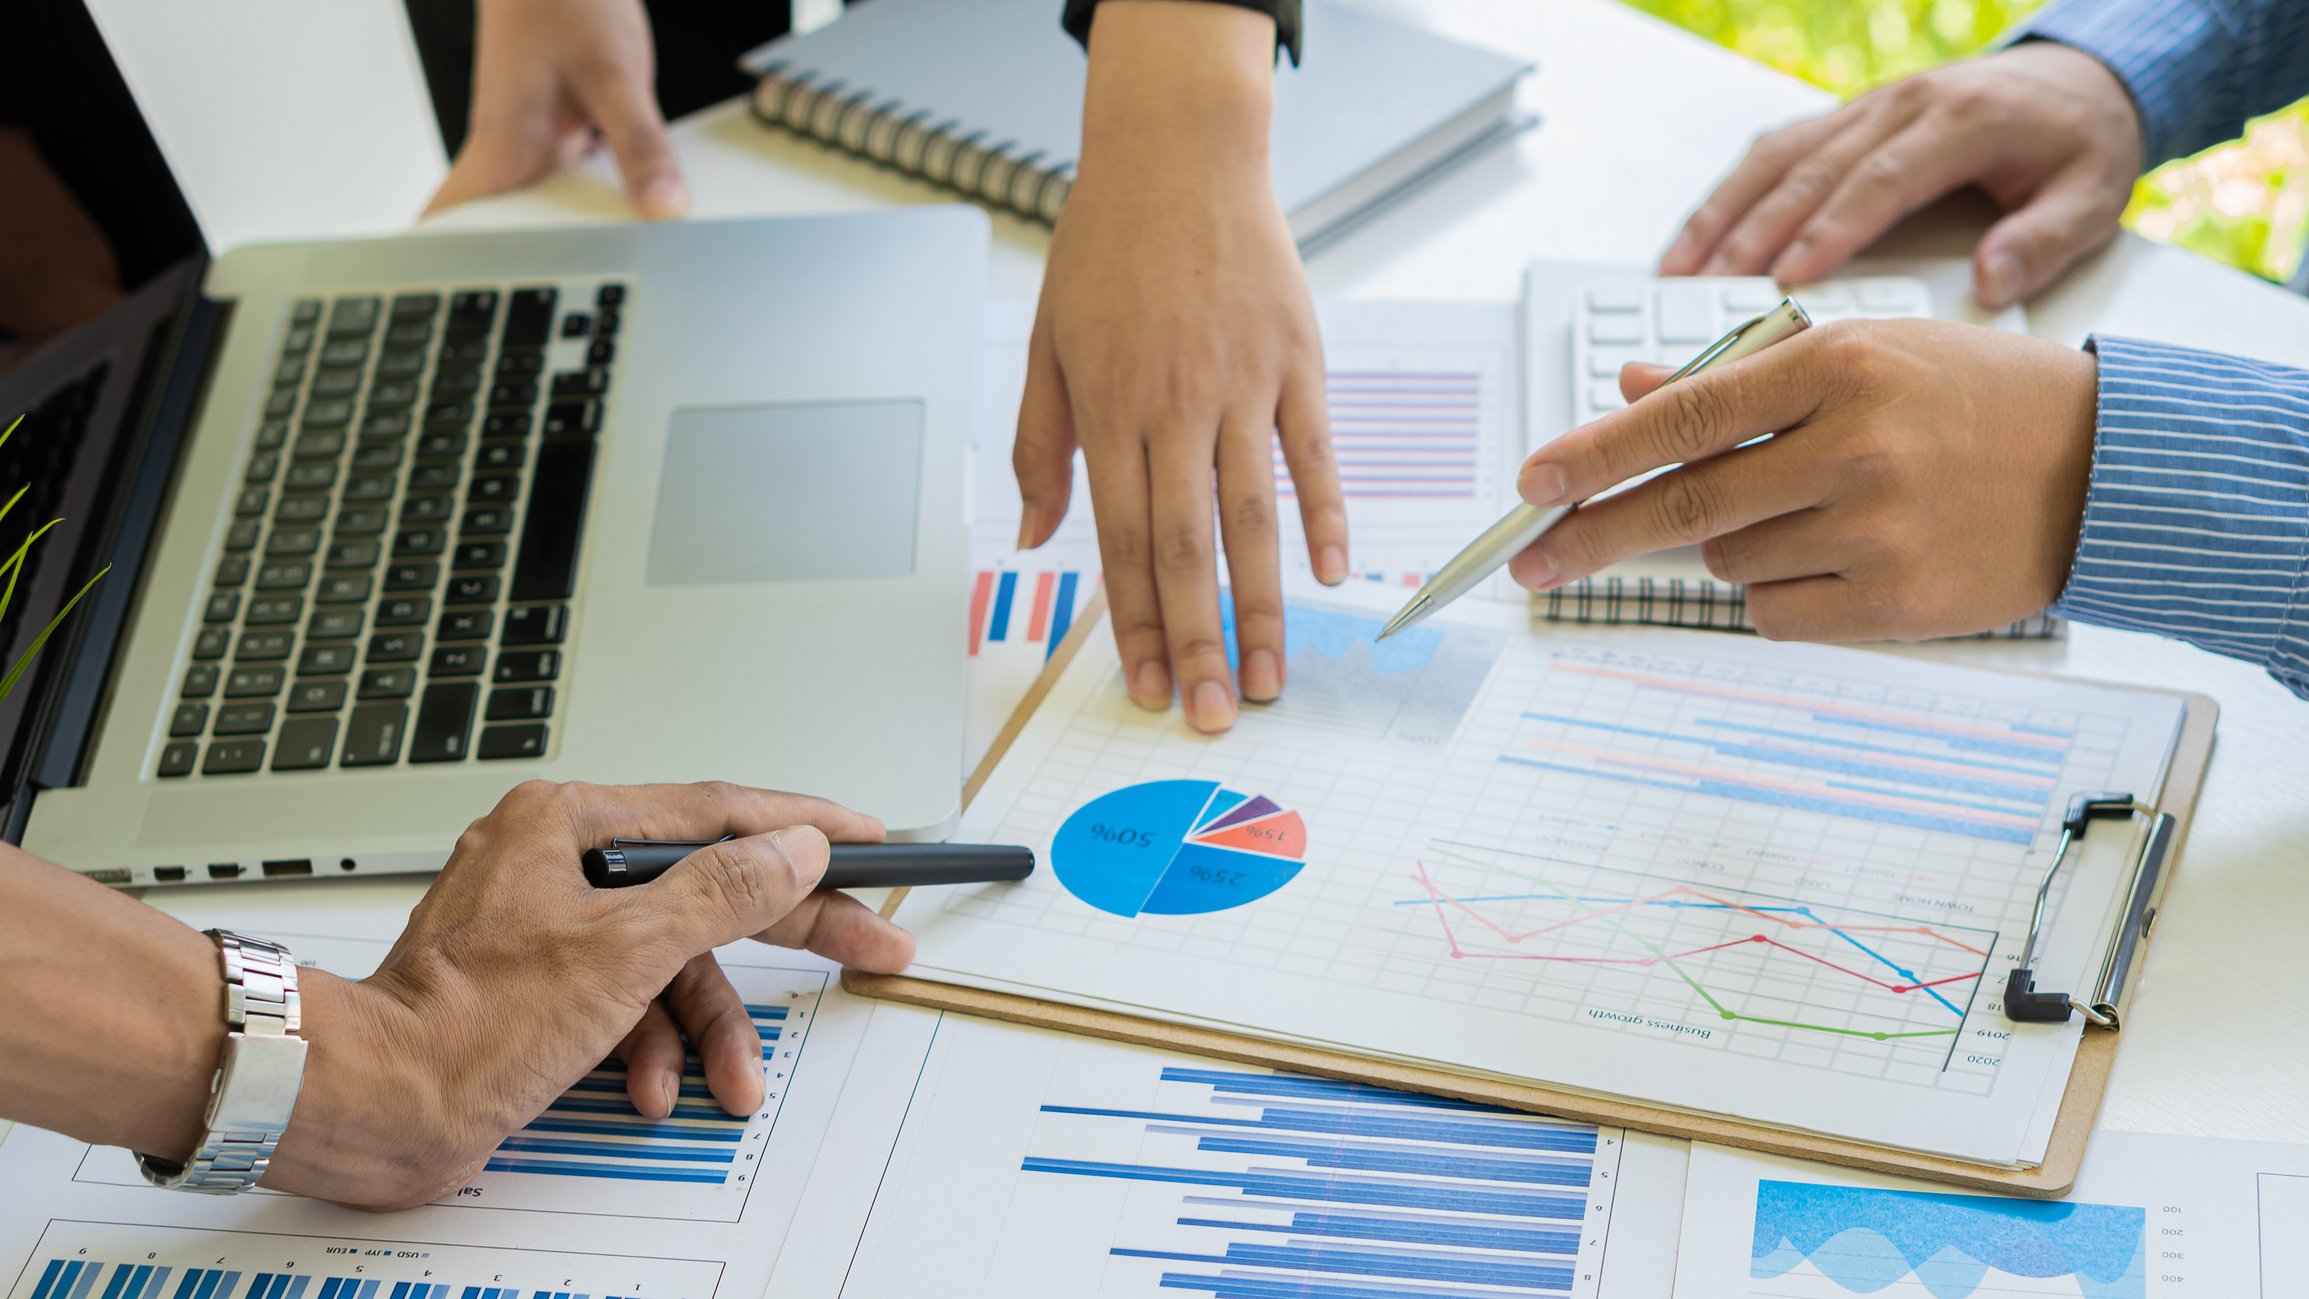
xmin=57 ymin=0 xmax=2309 ymax=1157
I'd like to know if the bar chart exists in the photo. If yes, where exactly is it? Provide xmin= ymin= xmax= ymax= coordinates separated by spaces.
xmin=5 ymin=1224 xmax=722 ymax=1299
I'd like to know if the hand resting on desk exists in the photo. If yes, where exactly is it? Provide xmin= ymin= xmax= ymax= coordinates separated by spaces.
xmin=0 ymin=780 xmax=911 ymax=1210
xmin=1508 ymin=319 xmax=2098 ymax=642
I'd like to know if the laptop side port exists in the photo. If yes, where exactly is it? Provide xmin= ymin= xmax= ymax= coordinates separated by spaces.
xmin=85 ymin=868 xmax=131 ymax=885
xmin=261 ymin=858 xmax=313 ymax=877
xmin=207 ymin=863 xmax=243 ymax=879
xmin=154 ymin=866 xmax=187 ymax=882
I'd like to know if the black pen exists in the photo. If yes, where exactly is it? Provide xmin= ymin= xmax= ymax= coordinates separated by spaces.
xmin=581 ymin=837 xmax=1036 ymax=890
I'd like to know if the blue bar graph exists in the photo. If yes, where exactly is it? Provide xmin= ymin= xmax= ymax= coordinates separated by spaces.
xmin=988 ymin=571 xmax=1019 ymax=642
xmin=30 ymin=1260 xmax=619 ymax=1299
xmin=1021 ymin=1066 xmax=1608 ymax=1298
xmin=478 ymin=999 xmax=790 ymax=1185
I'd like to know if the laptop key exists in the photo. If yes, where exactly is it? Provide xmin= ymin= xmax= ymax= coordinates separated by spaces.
xmin=367 ymin=632 xmax=423 ymax=663
xmin=288 ymin=678 xmax=349 ymax=712
xmin=339 ymin=703 xmax=408 ymax=767
xmin=292 ymin=299 xmax=323 ymax=325
xmin=541 ymin=400 xmax=600 ymax=438
xmin=505 ymin=287 xmax=557 ymax=346
xmin=244 ymin=454 xmax=279 ymax=485
xmin=302 ymin=397 xmax=354 ymax=427
xmin=274 ymin=495 xmax=327 ymax=525
xmin=378 ymin=597 xmax=431 ymax=627
xmin=169 ymin=702 xmax=208 ymax=738
xmin=215 ymin=554 xmax=251 ymax=587
xmin=385 ymin=320 xmax=433 ymax=348
xmin=431 ymin=367 xmax=483 ymax=397
xmin=281 ymin=326 xmax=316 ymax=356
xmin=502 ymin=605 xmax=567 ymax=646
xmin=494 ymin=349 xmax=544 ymax=377
xmin=343 ymin=473 xmax=395 ymax=502
xmin=416 ymin=431 xmax=467 ymax=460
xmin=449 ymin=290 xmax=499 ymax=332
xmin=284 ymin=464 xmax=336 ymax=492
xmin=182 ymin=664 xmax=220 ymax=698
xmin=225 ymin=666 xmax=285 ymax=697
xmin=327 ymin=296 xmax=380 ymax=336
xmin=202 ymin=738 xmax=267 ymax=775
xmin=394 ymin=528 xmax=446 ymax=558
xmin=311 ymin=368 xmax=361 ymax=399
xmin=477 ymin=442 xmax=524 ymax=471
xmin=410 ymin=463 xmax=461 ymax=492
xmin=431 ymin=645 xmax=485 ymax=677
xmin=236 ymin=632 xmax=292 ymax=662
xmin=550 ymin=370 xmax=608 ymax=401
xmin=193 ymin=628 xmax=230 ymax=660
xmin=299 ymin=643 xmax=356 ymax=675
xmin=317 ymin=574 xmax=373 ymax=603
xmin=596 ymin=283 xmax=625 ymax=307
xmin=561 ymin=312 xmax=591 ymax=338
xmin=336 ymin=507 xmax=389 ymax=537
xmin=377 ymin=349 xmax=425 ymax=378
xmin=267 ymin=527 xmax=321 ymax=557
xmin=482 ymin=412 xmax=532 ymax=440
xmin=595 ymin=306 xmax=621 ymax=336
xmin=477 ymin=723 xmax=548 ymax=760
xmin=454 ymin=541 xmax=506 ymax=570
xmin=440 ymin=337 xmax=489 ymax=365
xmin=446 ymin=575 xmax=499 ymax=605
xmin=273 ymin=357 xmax=307 ymax=388
xmin=214 ymin=702 xmax=276 ymax=736
xmin=255 ymin=422 xmax=290 ymax=451
xmin=246 ymin=595 xmax=304 ymax=626
xmin=360 ymin=410 xmax=412 ymax=440
xmin=488 ymin=380 xmax=538 ymax=408
xmin=307 ymin=610 xmax=364 ymax=641
xmin=440 ymin=609 xmax=492 ymax=641
xmin=358 ymin=667 xmax=416 ymax=699
xmin=401 ymin=495 xmax=453 ymax=524
xmin=251 ymin=569 xmax=311 ymax=600
xmin=462 ymin=507 xmax=512 ymax=536
xmin=511 ymin=438 xmax=594 ymax=600
xmin=370 ymin=380 xmax=419 ymax=410
xmin=492 ymin=649 xmax=559 ymax=684
xmin=264 ymin=390 xmax=297 ymax=419
xmin=352 ymin=444 xmax=402 ymax=471
xmin=204 ymin=592 xmax=239 ymax=623
xmin=235 ymin=488 xmax=269 ymax=517
xmin=470 ymin=473 xmax=519 ymax=503
xmin=384 ymin=562 xmax=439 ymax=592
xmin=327 ymin=540 xmax=381 ymax=569
xmin=391 ymin=292 xmax=440 ymax=319
xmin=294 ymin=430 xmax=346 ymax=459
xmin=585 ymin=339 xmax=615 ymax=368
xmin=272 ymin=717 xmax=339 ymax=771
xmin=157 ymin=741 xmax=198 ymax=778
xmin=226 ymin=520 xmax=262 ymax=552
xmin=486 ymin=685 xmax=553 ymax=721
xmin=410 ymin=682 xmax=480 ymax=763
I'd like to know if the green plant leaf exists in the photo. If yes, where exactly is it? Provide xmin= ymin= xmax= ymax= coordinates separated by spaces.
xmin=0 ymin=563 xmax=109 ymax=705
xmin=0 ymin=516 xmax=64 ymax=629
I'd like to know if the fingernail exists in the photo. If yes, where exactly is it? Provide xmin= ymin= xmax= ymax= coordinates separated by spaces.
xmin=1241 ymin=648 xmax=1282 ymax=703
xmin=1014 ymin=504 xmax=1040 ymax=551
xmin=657 ymin=1068 xmax=681 ymax=1115
xmin=1316 ymin=544 xmax=1348 ymax=585
xmin=639 ymin=175 xmax=689 ymax=220
xmin=1519 ymin=462 xmax=1568 ymax=506
xmin=770 ymin=825 xmax=830 ymax=880
xmin=1130 ymin=660 xmax=1171 ymax=710
xmin=1980 ymin=250 xmax=2021 ymax=307
xmin=1520 ymin=551 xmax=1558 ymax=590
xmin=1188 ymin=680 xmax=1237 ymax=732
xmin=1702 ymin=254 xmax=1731 ymax=276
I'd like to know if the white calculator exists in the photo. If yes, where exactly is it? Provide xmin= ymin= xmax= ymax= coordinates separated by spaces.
xmin=1571 ymin=275 xmax=1935 ymax=425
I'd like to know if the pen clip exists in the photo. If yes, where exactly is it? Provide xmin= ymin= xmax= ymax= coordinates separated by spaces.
xmin=1663 ymin=299 xmax=1807 ymax=385
xmin=608 ymin=835 xmax=735 ymax=850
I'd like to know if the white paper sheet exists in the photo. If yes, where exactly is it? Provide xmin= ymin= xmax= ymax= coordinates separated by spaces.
xmin=899 ymin=584 xmax=2187 ymax=1166
xmin=1674 ymin=1133 xmax=2309 ymax=1298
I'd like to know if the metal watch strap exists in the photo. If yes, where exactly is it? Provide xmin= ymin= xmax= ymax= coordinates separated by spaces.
xmin=134 ymin=931 xmax=308 ymax=1193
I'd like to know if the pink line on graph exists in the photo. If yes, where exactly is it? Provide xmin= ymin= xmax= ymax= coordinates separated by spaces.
xmin=1550 ymin=663 xmax=2070 ymax=750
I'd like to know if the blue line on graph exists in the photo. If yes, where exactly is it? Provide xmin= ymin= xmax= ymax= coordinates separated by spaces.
xmin=493 ymin=1136 xmax=737 ymax=1163
xmin=480 ymin=1157 xmax=730 ymax=1183
xmin=1802 ymin=911 xmax=1966 ymax=1017
xmin=1111 ymin=1244 xmax=1573 ymax=1291
xmin=1162 ymin=1069 xmax=1540 ymax=1117
xmin=1154 ymin=1130 xmax=1595 ymax=1185
xmin=1047 ymin=572 xmax=1081 ymax=661
xmin=1518 ymin=712 xmax=2048 ymax=804
xmin=1496 ymin=754 xmax=2035 ymax=844
xmin=565 ymin=1076 xmax=719 ymax=1103
xmin=1040 ymin=1104 xmax=1597 ymax=1152
xmin=1689 ymin=718 xmax=2062 ymax=778
xmin=521 ymin=1116 xmax=744 ymax=1141
xmin=1020 ymin=1157 xmax=1587 ymax=1218
xmin=1806 ymin=714 xmax=2065 ymax=762
xmin=1174 ymin=1213 xmax=1579 ymax=1255
xmin=988 ymin=572 xmax=1018 ymax=642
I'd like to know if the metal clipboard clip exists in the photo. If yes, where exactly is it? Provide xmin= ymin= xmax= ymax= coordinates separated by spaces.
xmin=2003 ymin=792 xmax=2177 ymax=1029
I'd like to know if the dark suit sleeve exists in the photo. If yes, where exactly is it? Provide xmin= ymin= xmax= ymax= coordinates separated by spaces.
xmin=1062 ymin=0 xmax=1303 ymax=66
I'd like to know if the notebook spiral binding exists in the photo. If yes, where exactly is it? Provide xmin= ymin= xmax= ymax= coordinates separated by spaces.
xmin=1535 ymin=578 xmax=2064 ymax=640
xmin=750 ymin=64 xmax=1076 ymax=226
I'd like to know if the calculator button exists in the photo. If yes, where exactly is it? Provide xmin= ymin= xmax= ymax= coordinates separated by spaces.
xmin=272 ymin=717 xmax=339 ymax=771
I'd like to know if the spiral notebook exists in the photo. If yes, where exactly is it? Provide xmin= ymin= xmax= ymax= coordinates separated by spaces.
xmin=737 ymin=0 xmax=1530 ymax=250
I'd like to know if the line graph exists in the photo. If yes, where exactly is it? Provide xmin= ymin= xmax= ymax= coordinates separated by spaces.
xmin=1403 ymin=842 xmax=1997 ymax=1053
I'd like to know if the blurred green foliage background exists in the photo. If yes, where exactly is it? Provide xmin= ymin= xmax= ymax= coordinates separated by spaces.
xmin=1625 ymin=0 xmax=2309 ymax=283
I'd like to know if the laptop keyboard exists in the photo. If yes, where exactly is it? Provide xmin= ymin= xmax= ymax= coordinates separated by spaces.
xmin=157 ymin=283 xmax=623 ymax=778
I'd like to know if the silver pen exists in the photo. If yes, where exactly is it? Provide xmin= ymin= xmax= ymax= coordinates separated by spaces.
xmin=1377 ymin=296 xmax=1813 ymax=640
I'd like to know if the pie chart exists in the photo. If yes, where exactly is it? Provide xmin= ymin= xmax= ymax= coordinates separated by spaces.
xmin=1051 ymin=779 xmax=1309 ymax=918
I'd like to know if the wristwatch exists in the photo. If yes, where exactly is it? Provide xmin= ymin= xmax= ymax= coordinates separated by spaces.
xmin=134 ymin=931 xmax=309 ymax=1193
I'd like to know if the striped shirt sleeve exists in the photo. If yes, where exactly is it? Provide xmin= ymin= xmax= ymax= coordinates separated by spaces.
xmin=2051 ymin=335 xmax=2309 ymax=697
xmin=2020 ymin=0 xmax=2309 ymax=168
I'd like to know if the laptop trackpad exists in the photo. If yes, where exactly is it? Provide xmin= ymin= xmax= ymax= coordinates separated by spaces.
xmin=646 ymin=401 xmax=923 ymax=586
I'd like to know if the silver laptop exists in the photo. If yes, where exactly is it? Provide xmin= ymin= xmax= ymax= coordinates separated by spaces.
xmin=5 ymin=41 xmax=982 ymax=888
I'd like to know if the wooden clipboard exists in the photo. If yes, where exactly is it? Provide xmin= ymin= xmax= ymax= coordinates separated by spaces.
xmin=847 ymin=591 xmax=2219 ymax=1197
